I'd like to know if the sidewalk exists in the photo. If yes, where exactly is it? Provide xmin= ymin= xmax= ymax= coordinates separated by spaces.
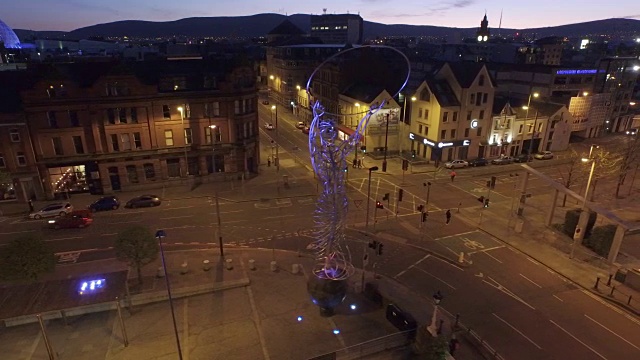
xmin=0 ymin=249 xmax=485 ymax=360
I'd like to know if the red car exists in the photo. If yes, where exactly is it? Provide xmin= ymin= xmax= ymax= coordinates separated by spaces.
xmin=48 ymin=214 xmax=93 ymax=229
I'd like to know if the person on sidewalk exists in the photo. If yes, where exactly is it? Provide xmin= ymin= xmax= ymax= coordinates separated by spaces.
xmin=445 ymin=209 xmax=451 ymax=225
xmin=450 ymin=170 xmax=457 ymax=182
xmin=353 ymin=158 xmax=357 ymax=168
xmin=28 ymin=199 xmax=34 ymax=213
xmin=267 ymin=156 xmax=271 ymax=167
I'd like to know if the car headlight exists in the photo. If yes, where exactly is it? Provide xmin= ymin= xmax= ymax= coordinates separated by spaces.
xmin=48 ymin=220 xmax=56 ymax=224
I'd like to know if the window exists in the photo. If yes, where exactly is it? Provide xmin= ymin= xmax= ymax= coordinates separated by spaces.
xmin=470 ymin=93 xmax=475 ymax=105
xmin=9 ymin=129 xmax=20 ymax=142
xmin=72 ymin=136 xmax=84 ymax=154
xmin=234 ymin=100 xmax=241 ymax=114
xmin=420 ymin=88 xmax=431 ymax=102
xmin=505 ymin=119 xmax=511 ymax=129
xmin=443 ymin=112 xmax=449 ymax=122
xmin=479 ymin=75 xmax=485 ymax=86
xmin=164 ymin=130 xmax=174 ymax=146
xmin=52 ymin=137 xmax=64 ymax=155
xmin=0 ymin=155 xmax=5 ymax=168
xmin=184 ymin=128 xmax=193 ymax=145
xmin=467 ymin=111 xmax=472 ymax=120
xmin=16 ymin=152 xmax=26 ymax=166
xmin=451 ymin=129 xmax=457 ymax=138
xmin=184 ymin=104 xmax=191 ymax=118
xmin=518 ymin=124 xmax=524 ymax=134
xmin=476 ymin=127 xmax=482 ymax=136
xmin=441 ymin=129 xmax=446 ymax=139
xmin=537 ymin=122 xmax=543 ymax=133
xmin=479 ymin=110 xmax=485 ymax=119
xmin=144 ymin=163 xmax=155 ymax=179
xmin=482 ymin=93 xmax=488 ymax=104
xmin=163 ymin=105 xmax=171 ymax=119
xmin=205 ymin=126 xmax=212 ymax=144
xmin=418 ymin=108 xmax=423 ymax=118
xmin=130 ymin=108 xmax=138 ymax=123
xmin=118 ymin=108 xmax=127 ymax=123
xmin=167 ymin=158 xmax=181 ymax=178
xmin=424 ymin=126 xmax=429 ymax=136
xmin=69 ymin=111 xmax=80 ymax=126
xmin=111 ymin=134 xmax=120 ymax=151
xmin=476 ymin=92 xmax=482 ymax=106
xmin=47 ymin=111 xmax=58 ymax=128
xmin=126 ymin=165 xmax=139 ymax=183
xmin=464 ymin=128 xmax=469 ymax=137
xmin=107 ymin=109 xmax=116 ymax=124
xmin=418 ymin=124 xmax=423 ymax=134
xmin=424 ymin=109 xmax=429 ymax=120
xmin=133 ymin=132 xmax=142 ymax=149
xmin=453 ymin=112 xmax=458 ymax=122
xmin=121 ymin=134 xmax=131 ymax=150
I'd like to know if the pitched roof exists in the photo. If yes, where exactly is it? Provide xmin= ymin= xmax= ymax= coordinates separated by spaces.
xmin=341 ymin=83 xmax=386 ymax=103
xmin=267 ymin=19 xmax=306 ymax=36
xmin=442 ymin=62 xmax=487 ymax=88
xmin=512 ymin=101 xmax=566 ymax=118
xmin=424 ymin=77 xmax=460 ymax=107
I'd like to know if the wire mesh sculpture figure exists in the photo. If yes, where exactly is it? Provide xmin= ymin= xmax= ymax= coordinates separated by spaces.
xmin=305 ymin=46 xmax=410 ymax=284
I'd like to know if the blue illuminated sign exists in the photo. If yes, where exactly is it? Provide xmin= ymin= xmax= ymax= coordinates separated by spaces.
xmin=78 ymin=278 xmax=106 ymax=295
xmin=556 ymin=69 xmax=597 ymax=75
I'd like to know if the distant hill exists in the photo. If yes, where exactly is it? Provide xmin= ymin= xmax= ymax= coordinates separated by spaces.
xmin=14 ymin=14 xmax=640 ymax=41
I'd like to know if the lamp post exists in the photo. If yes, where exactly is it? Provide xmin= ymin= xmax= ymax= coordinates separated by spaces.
xmin=365 ymin=166 xmax=379 ymax=229
xmin=427 ymin=291 xmax=444 ymax=337
xmin=400 ymin=95 xmax=416 ymax=157
xmin=154 ymin=230 xmax=184 ymax=360
xmin=570 ymin=145 xmax=599 ymax=259
xmin=521 ymin=92 xmax=539 ymax=154
xmin=177 ymin=106 xmax=189 ymax=176
xmin=353 ymin=103 xmax=361 ymax=165
xmin=382 ymin=113 xmax=390 ymax=172
xmin=271 ymin=105 xmax=279 ymax=172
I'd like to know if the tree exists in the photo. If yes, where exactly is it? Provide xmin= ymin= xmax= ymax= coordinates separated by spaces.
xmin=557 ymin=149 xmax=584 ymax=207
xmin=114 ymin=226 xmax=159 ymax=285
xmin=0 ymin=233 xmax=55 ymax=281
xmin=613 ymin=135 xmax=640 ymax=198
xmin=580 ymin=147 xmax=620 ymax=201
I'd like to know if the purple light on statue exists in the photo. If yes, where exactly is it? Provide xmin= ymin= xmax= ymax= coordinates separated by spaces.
xmin=78 ymin=278 xmax=106 ymax=295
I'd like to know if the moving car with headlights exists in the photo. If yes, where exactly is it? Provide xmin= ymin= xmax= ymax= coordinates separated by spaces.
xmin=296 ymin=121 xmax=305 ymax=129
xmin=88 ymin=196 xmax=120 ymax=212
xmin=264 ymin=123 xmax=274 ymax=130
xmin=491 ymin=156 xmax=514 ymax=165
xmin=468 ymin=158 xmax=489 ymax=167
xmin=534 ymin=151 xmax=554 ymax=160
xmin=48 ymin=213 xmax=93 ymax=229
xmin=125 ymin=195 xmax=161 ymax=208
xmin=29 ymin=202 xmax=73 ymax=219
xmin=444 ymin=160 xmax=469 ymax=169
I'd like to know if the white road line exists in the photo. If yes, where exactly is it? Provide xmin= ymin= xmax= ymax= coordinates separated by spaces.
xmin=394 ymin=254 xmax=430 ymax=278
xmin=492 ymin=313 xmax=542 ymax=349
xmin=549 ymin=320 xmax=608 ymax=359
xmin=163 ymin=206 xmax=194 ymax=211
xmin=101 ymin=233 xmax=117 ymax=236
xmin=112 ymin=211 xmax=144 ymax=215
xmin=482 ymin=251 xmax=503 ymax=263
xmin=223 ymin=220 xmax=247 ymax=224
xmin=160 ymin=215 xmax=194 ymax=220
xmin=468 ymin=245 xmax=504 ymax=255
xmin=0 ymin=230 xmax=35 ymax=235
xmin=526 ymin=257 xmax=541 ymax=266
xmin=553 ymin=295 xmax=564 ymax=302
xmin=434 ymin=230 xmax=479 ymax=241
xmin=263 ymin=214 xmax=295 ymax=219
xmin=430 ymin=255 xmax=465 ymax=271
xmin=46 ymin=236 xmax=84 ymax=242
xmin=209 ymin=210 xmax=243 ymax=215
xmin=519 ymin=273 xmax=542 ymax=288
xmin=183 ymin=298 xmax=190 ymax=360
xmin=413 ymin=267 xmax=457 ymax=290
xmin=579 ymin=290 xmax=640 ymax=326
xmin=109 ymin=220 xmax=141 ymax=224
xmin=584 ymin=314 xmax=640 ymax=351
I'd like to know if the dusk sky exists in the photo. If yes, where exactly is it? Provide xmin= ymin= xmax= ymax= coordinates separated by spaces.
xmin=3 ymin=0 xmax=639 ymax=31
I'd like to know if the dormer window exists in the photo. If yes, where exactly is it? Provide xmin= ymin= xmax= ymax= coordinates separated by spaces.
xmin=420 ymin=88 xmax=431 ymax=102
xmin=478 ymin=75 xmax=485 ymax=86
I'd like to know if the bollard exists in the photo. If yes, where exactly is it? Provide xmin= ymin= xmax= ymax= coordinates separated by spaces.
xmin=609 ymin=286 xmax=615 ymax=297
xmin=594 ymin=277 xmax=600 ymax=290
xmin=248 ymin=259 xmax=256 ymax=270
xmin=292 ymin=263 xmax=300 ymax=274
xmin=454 ymin=313 xmax=460 ymax=328
xmin=607 ymin=274 xmax=613 ymax=286
xmin=458 ymin=252 xmax=465 ymax=264
xmin=225 ymin=258 xmax=233 ymax=270
xmin=157 ymin=266 xmax=165 ymax=278
xmin=437 ymin=319 xmax=444 ymax=335
xmin=270 ymin=260 xmax=277 ymax=272
xmin=628 ymin=295 xmax=632 ymax=305
xmin=202 ymin=260 xmax=211 ymax=271
xmin=180 ymin=262 xmax=188 ymax=274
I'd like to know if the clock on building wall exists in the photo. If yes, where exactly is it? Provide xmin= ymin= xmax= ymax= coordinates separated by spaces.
xmin=471 ymin=119 xmax=479 ymax=129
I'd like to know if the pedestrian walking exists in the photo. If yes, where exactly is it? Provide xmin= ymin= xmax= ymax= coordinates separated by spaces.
xmin=28 ymin=199 xmax=34 ymax=213
xmin=353 ymin=158 xmax=357 ymax=168
xmin=445 ymin=209 xmax=451 ymax=225
xmin=450 ymin=170 xmax=457 ymax=182
xmin=357 ymin=159 xmax=362 ymax=168
xmin=267 ymin=156 xmax=271 ymax=167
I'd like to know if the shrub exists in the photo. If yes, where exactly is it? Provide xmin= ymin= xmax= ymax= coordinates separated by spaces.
xmin=563 ymin=209 xmax=597 ymax=237
xmin=584 ymin=224 xmax=616 ymax=257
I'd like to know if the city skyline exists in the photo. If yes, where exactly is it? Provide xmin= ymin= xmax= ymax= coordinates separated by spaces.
xmin=3 ymin=0 xmax=639 ymax=32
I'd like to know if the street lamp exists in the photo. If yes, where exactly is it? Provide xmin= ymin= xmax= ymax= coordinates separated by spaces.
xmin=177 ymin=106 xmax=189 ymax=176
xmin=521 ymin=92 xmax=539 ymax=154
xmin=570 ymin=145 xmax=599 ymax=259
xmin=271 ymin=105 xmax=279 ymax=172
xmin=527 ymin=109 xmax=540 ymax=156
xmin=154 ymin=230 xmax=184 ymax=360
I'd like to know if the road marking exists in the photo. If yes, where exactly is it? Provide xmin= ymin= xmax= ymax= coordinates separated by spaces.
xmin=584 ymin=314 xmax=640 ymax=351
xmin=209 ymin=210 xmax=243 ymax=215
xmin=468 ymin=245 xmax=504 ymax=255
xmin=434 ymin=230 xmax=479 ymax=241
xmin=161 ymin=225 xmax=196 ymax=230
xmin=101 ymin=233 xmax=117 ymax=236
xmin=46 ymin=236 xmax=84 ymax=242
xmin=413 ymin=266 xmax=457 ymax=290
xmin=553 ymin=295 xmax=564 ymax=302
xmin=492 ymin=313 xmax=542 ymax=349
xmin=0 ymin=230 xmax=35 ymax=235
xmin=483 ymin=276 xmax=535 ymax=310
xmin=579 ymin=290 xmax=640 ymax=326
xmin=481 ymin=251 xmax=503 ymax=263
xmin=109 ymin=220 xmax=141 ymax=224
xmin=223 ymin=220 xmax=247 ymax=224
xmin=263 ymin=214 xmax=295 ymax=219
xmin=395 ymin=254 xmax=430 ymax=278
xmin=519 ymin=273 xmax=542 ymax=288
xmin=430 ymin=255 xmax=464 ymax=271
xmin=549 ymin=320 xmax=608 ymax=359
xmin=163 ymin=206 xmax=194 ymax=211
xmin=112 ymin=211 xmax=144 ymax=215
xmin=160 ymin=215 xmax=194 ymax=220
xmin=183 ymin=298 xmax=190 ymax=360
xmin=526 ymin=257 xmax=541 ymax=266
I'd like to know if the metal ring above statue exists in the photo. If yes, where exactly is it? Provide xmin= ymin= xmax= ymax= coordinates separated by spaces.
xmin=303 ymin=45 xmax=410 ymax=315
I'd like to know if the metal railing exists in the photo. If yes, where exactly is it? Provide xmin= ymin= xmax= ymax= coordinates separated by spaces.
xmin=308 ymin=330 xmax=413 ymax=360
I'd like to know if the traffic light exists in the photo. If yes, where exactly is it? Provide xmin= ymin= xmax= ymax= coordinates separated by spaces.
xmin=402 ymin=159 xmax=409 ymax=171
xmin=417 ymin=204 xmax=424 ymax=212
xmin=376 ymin=201 xmax=384 ymax=209
xmin=411 ymin=150 xmax=416 ymax=158
xmin=484 ymin=198 xmax=490 ymax=208
xmin=382 ymin=192 xmax=390 ymax=201
xmin=368 ymin=240 xmax=379 ymax=249
xmin=398 ymin=189 xmax=404 ymax=202
xmin=422 ymin=212 xmax=428 ymax=222
xmin=377 ymin=243 xmax=384 ymax=255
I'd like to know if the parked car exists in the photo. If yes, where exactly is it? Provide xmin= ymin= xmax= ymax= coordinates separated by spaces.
xmin=491 ymin=156 xmax=514 ymax=165
xmin=125 ymin=195 xmax=161 ymax=208
xmin=302 ymin=126 xmax=310 ymax=134
xmin=296 ymin=121 xmax=305 ymax=129
xmin=29 ymin=202 xmax=73 ymax=219
xmin=444 ymin=160 xmax=469 ymax=169
xmin=264 ymin=123 xmax=275 ymax=130
xmin=88 ymin=196 xmax=120 ymax=212
xmin=468 ymin=158 xmax=489 ymax=167
xmin=262 ymin=100 xmax=269 ymax=105
xmin=48 ymin=214 xmax=93 ymax=229
xmin=534 ymin=151 xmax=554 ymax=160
xmin=514 ymin=154 xmax=533 ymax=163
